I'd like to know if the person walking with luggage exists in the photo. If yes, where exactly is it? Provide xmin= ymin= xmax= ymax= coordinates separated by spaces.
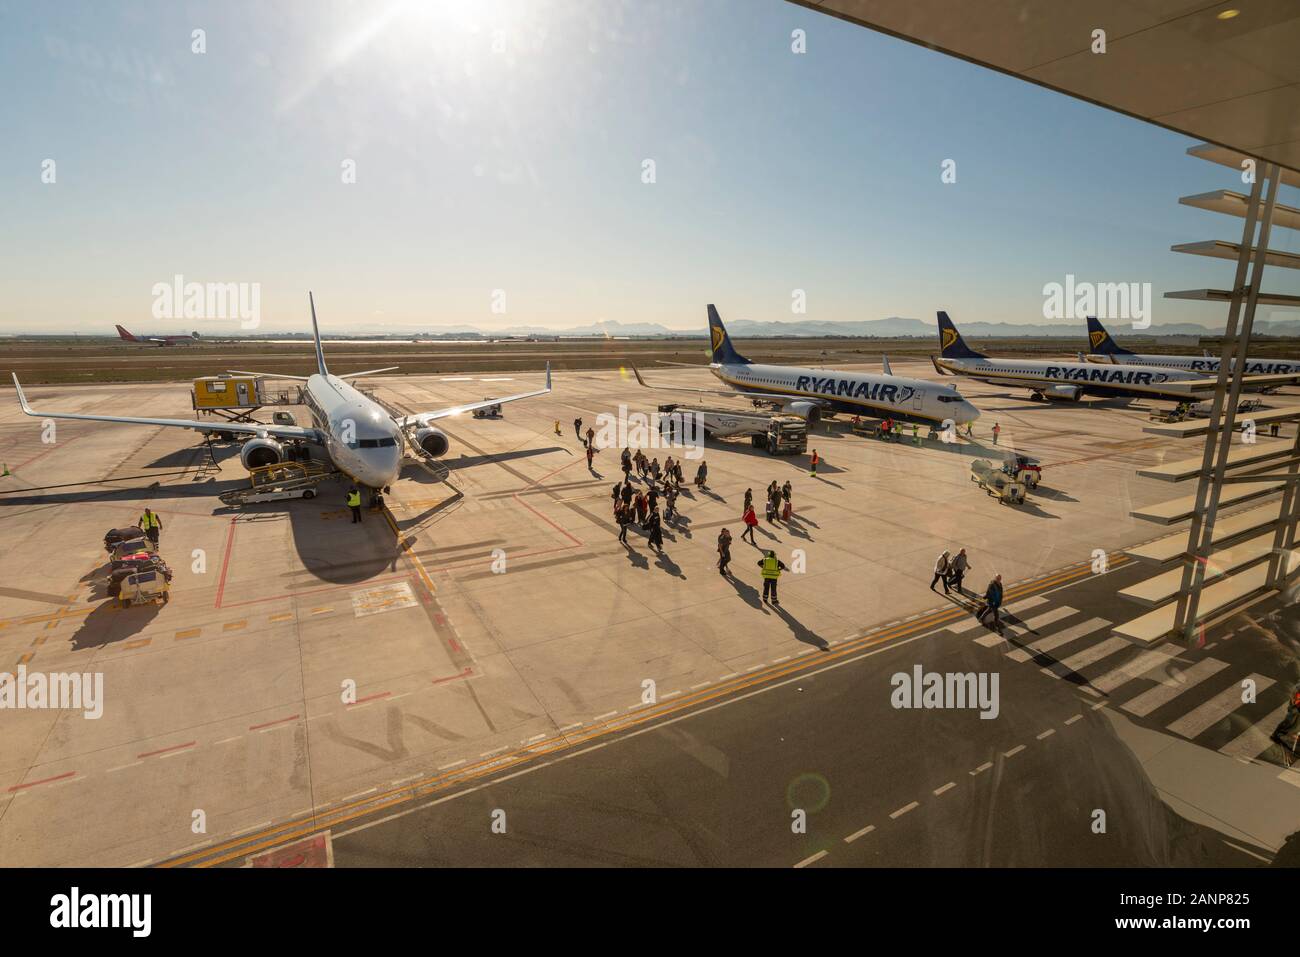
xmin=585 ymin=426 xmax=595 ymax=448
xmin=742 ymin=503 xmax=759 ymax=544
xmin=674 ymin=461 xmax=684 ymax=488
xmin=650 ymin=457 xmax=661 ymax=487
xmin=948 ymin=548 xmax=970 ymax=594
xmin=717 ymin=528 xmax=733 ymax=576
xmin=621 ymin=447 xmax=632 ymax=478
xmin=586 ymin=443 xmax=596 ymax=470
xmin=743 ymin=487 xmax=753 ymax=516
xmin=646 ymin=507 xmax=664 ymax=553
xmin=757 ymin=550 xmax=787 ymax=606
xmin=694 ymin=461 xmax=708 ymax=490
xmin=647 ymin=486 xmax=659 ymax=514
xmin=781 ymin=480 xmax=792 ymax=516
xmin=574 ymin=417 xmax=583 ymax=440
xmin=138 ymin=507 xmax=163 ymax=545
xmin=809 ymin=449 xmax=819 ymax=478
xmin=976 ymin=574 xmax=1004 ymax=629
xmin=930 ymin=550 xmax=951 ymax=593
xmin=635 ymin=489 xmax=648 ymax=524
xmin=345 ymin=487 xmax=362 ymax=524
xmin=664 ymin=485 xmax=678 ymax=522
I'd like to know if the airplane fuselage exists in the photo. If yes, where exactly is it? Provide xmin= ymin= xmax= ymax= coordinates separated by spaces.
xmin=301 ymin=374 xmax=404 ymax=489
xmin=935 ymin=356 xmax=1203 ymax=401
xmin=1085 ymin=353 xmax=1300 ymax=375
xmin=713 ymin=362 xmax=979 ymax=425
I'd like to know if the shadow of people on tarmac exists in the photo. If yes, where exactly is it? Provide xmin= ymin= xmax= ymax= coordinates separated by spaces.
xmin=725 ymin=574 xmax=766 ymax=610
xmin=771 ymin=603 xmax=828 ymax=651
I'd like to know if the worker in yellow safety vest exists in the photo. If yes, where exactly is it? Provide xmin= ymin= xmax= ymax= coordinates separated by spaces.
xmin=137 ymin=508 xmax=162 ymax=546
xmin=346 ymin=486 xmax=363 ymax=524
xmin=757 ymin=550 xmax=788 ymax=606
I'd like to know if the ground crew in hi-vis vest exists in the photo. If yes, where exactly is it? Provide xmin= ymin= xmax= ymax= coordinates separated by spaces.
xmin=347 ymin=486 xmax=363 ymax=523
xmin=757 ymin=550 xmax=787 ymax=606
xmin=138 ymin=508 xmax=162 ymax=546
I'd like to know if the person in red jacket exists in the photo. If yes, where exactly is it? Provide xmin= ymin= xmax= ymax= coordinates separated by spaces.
xmin=741 ymin=504 xmax=759 ymax=544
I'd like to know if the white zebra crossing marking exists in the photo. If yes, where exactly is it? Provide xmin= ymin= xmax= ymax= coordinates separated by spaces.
xmin=1121 ymin=658 xmax=1229 ymax=718
xmin=973 ymin=606 xmax=1078 ymax=648
xmin=1041 ymin=636 xmax=1131 ymax=681
xmin=1167 ymin=674 xmax=1274 ymax=740
xmin=1089 ymin=643 xmax=1181 ymax=695
xmin=1006 ymin=616 xmax=1110 ymax=663
xmin=1220 ymin=702 xmax=1293 ymax=760
xmin=950 ymin=595 xmax=1049 ymax=636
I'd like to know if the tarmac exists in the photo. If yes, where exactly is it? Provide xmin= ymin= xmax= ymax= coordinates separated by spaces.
xmin=0 ymin=359 xmax=1296 ymax=866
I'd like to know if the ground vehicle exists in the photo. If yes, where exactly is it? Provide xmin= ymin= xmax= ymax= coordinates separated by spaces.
xmin=110 ymin=537 xmax=156 ymax=561
xmin=108 ymin=553 xmax=172 ymax=597
xmin=103 ymin=526 xmax=144 ymax=553
xmin=1002 ymin=453 xmax=1042 ymax=489
xmin=970 ymin=459 xmax=1026 ymax=504
xmin=471 ymin=401 xmax=503 ymax=419
xmin=657 ymin=403 xmax=807 ymax=455
xmin=218 ymin=460 xmax=335 ymax=506
xmin=119 ymin=569 xmax=169 ymax=607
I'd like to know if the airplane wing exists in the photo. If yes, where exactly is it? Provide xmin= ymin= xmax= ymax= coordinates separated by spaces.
xmin=226 ymin=369 xmax=312 ymax=381
xmin=396 ymin=363 xmax=551 ymax=427
xmin=628 ymin=364 xmax=804 ymax=404
xmin=10 ymin=374 xmax=318 ymax=441
xmin=341 ymin=367 xmax=400 ymax=379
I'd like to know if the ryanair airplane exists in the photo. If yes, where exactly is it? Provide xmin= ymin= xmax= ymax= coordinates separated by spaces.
xmin=931 ymin=311 xmax=1212 ymax=403
xmin=633 ymin=305 xmax=979 ymax=427
xmin=1084 ymin=316 xmax=1300 ymax=375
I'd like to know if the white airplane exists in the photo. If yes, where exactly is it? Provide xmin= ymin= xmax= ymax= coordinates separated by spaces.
xmin=633 ymin=305 xmax=979 ymax=427
xmin=931 ymin=311 xmax=1218 ymax=403
xmin=1084 ymin=316 xmax=1300 ymax=375
xmin=12 ymin=293 xmax=551 ymax=492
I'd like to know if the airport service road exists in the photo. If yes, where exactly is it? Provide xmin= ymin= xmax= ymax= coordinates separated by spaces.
xmin=0 ymin=364 xmax=1294 ymax=867
xmin=300 ymin=558 xmax=1300 ymax=868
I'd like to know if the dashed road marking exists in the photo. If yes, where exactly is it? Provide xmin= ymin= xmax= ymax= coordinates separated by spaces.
xmin=844 ymin=824 xmax=875 ymax=843
xmin=890 ymin=801 xmax=919 ymax=819
xmin=794 ymin=849 xmax=828 ymax=868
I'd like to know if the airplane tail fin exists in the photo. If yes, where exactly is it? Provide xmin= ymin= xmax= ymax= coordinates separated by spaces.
xmin=707 ymin=305 xmax=750 ymax=365
xmin=309 ymin=292 xmax=328 ymax=375
xmin=936 ymin=311 xmax=986 ymax=359
xmin=1086 ymin=316 xmax=1133 ymax=356
xmin=115 ymin=325 xmax=137 ymax=342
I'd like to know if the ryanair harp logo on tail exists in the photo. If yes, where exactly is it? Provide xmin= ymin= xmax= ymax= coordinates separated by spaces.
xmin=711 ymin=325 xmax=725 ymax=354
xmin=1090 ymin=329 xmax=1108 ymax=349
xmin=941 ymin=327 xmax=958 ymax=351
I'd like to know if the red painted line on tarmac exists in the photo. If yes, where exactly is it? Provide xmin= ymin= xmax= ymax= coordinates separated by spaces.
xmin=138 ymin=741 xmax=196 ymax=759
xmin=431 ymin=667 xmax=473 ymax=685
xmin=7 ymin=771 xmax=75 ymax=792
xmin=249 ymin=714 xmax=300 ymax=731
xmin=213 ymin=517 xmax=237 ymax=609
xmin=434 ymin=613 xmax=446 ymax=626
xmin=448 ymin=638 xmax=462 ymax=653
xmin=349 ymin=691 xmax=391 ymax=707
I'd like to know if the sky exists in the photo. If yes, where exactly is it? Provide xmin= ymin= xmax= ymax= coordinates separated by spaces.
xmin=1 ymin=0 xmax=1297 ymax=336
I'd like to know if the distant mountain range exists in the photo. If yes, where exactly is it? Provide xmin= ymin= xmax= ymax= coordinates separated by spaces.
xmin=396 ymin=316 xmax=1300 ymax=340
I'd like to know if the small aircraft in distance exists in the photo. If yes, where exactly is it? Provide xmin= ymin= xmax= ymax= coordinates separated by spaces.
xmin=115 ymin=325 xmax=201 ymax=346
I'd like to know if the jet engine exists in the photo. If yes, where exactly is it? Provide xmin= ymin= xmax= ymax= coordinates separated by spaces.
xmin=412 ymin=426 xmax=450 ymax=458
xmin=785 ymin=401 xmax=822 ymax=427
xmin=1041 ymin=385 xmax=1082 ymax=402
xmin=240 ymin=436 xmax=284 ymax=469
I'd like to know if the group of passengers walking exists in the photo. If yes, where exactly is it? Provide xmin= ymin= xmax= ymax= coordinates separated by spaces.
xmin=931 ymin=548 xmax=1003 ymax=630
